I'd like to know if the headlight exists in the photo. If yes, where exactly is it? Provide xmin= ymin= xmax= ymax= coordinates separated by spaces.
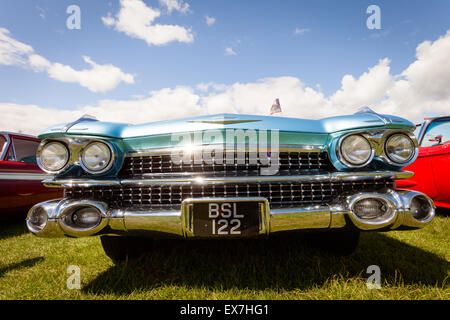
xmin=339 ymin=135 xmax=373 ymax=166
xmin=39 ymin=142 xmax=69 ymax=172
xmin=27 ymin=207 xmax=48 ymax=233
xmin=385 ymin=134 xmax=415 ymax=164
xmin=80 ymin=141 xmax=112 ymax=173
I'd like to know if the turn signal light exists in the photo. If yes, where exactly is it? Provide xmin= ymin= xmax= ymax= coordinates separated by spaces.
xmin=353 ymin=198 xmax=388 ymax=219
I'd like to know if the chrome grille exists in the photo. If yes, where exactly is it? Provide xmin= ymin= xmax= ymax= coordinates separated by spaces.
xmin=119 ymin=151 xmax=334 ymax=178
xmin=64 ymin=179 xmax=395 ymax=209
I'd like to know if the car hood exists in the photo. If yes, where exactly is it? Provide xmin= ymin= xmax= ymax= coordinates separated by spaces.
xmin=39 ymin=112 xmax=414 ymax=139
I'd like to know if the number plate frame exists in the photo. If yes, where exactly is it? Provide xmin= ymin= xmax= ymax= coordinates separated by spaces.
xmin=181 ymin=198 xmax=270 ymax=238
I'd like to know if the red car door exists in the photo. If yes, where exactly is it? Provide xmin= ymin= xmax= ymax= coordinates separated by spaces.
xmin=0 ymin=161 xmax=48 ymax=213
xmin=428 ymin=143 xmax=450 ymax=207
xmin=397 ymin=147 xmax=438 ymax=199
xmin=399 ymin=118 xmax=450 ymax=208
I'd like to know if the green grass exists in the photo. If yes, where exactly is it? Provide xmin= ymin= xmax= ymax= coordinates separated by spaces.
xmin=0 ymin=214 xmax=448 ymax=300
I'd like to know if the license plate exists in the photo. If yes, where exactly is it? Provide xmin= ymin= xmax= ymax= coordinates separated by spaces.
xmin=185 ymin=200 xmax=266 ymax=237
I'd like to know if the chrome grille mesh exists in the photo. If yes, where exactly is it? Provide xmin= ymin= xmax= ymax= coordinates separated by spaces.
xmin=64 ymin=179 xmax=395 ymax=209
xmin=118 ymin=151 xmax=334 ymax=178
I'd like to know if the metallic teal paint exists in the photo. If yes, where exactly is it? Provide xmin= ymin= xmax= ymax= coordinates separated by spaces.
xmin=39 ymin=113 xmax=414 ymax=140
xmin=38 ymin=112 xmax=416 ymax=178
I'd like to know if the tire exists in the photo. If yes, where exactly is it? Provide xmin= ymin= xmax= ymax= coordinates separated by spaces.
xmin=100 ymin=236 xmax=152 ymax=263
xmin=306 ymin=229 xmax=360 ymax=256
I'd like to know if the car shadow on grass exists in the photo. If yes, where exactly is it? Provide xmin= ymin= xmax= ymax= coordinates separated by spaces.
xmin=83 ymin=232 xmax=449 ymax=295
xmin=0 ymin=257 xmax=44 ymax=278
xmin=436 ymin=207 xmax=450 ymax=217
xmin=0 ymin=219 xmax=28 ymax=240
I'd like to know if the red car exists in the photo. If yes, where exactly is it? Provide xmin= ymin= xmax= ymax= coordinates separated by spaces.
xmin=0 ymin=132 xmax=63 ymax=217
xmin=397 ymin=116 xmax=450 ymax=208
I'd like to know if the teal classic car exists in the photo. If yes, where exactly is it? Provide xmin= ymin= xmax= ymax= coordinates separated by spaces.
xmin=26 ymin=109 xmax=435 ymax=261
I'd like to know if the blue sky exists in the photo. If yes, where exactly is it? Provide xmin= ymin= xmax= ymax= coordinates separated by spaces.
xmin=0 ymin=0 xmax=449 ymax=134
xmin=0 ymin=0 xmax=448 ymax=108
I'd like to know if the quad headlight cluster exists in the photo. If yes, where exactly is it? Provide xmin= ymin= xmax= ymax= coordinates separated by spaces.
xmin=37 ymin=139 xmax=114 ymax=175
xmin=337 ymin=132 xmax=417 ymax=168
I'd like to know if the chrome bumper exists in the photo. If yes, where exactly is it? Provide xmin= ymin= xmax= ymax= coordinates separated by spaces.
xmin=41 ymin=170 xmax=415 ymax=188
xmin=26 ymin=189 xmax=435 ymax=238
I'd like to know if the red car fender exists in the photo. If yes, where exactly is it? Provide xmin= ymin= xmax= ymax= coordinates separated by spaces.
xmin=401 ymin=143 xmax=450 ymax=208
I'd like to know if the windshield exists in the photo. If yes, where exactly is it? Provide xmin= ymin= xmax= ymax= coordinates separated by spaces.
xmin=11 ymin=138 xmax=39 ymax=163
xmin=422 ymin=120 xmax=450 ymax=147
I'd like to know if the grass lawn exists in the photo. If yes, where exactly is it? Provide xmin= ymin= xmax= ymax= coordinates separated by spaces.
xmin=0 ymin=213 xmax=448 ymax=300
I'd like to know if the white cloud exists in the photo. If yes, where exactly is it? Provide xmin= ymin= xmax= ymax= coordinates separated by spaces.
xmin=294 ymin=28 xmax=310 ymax=35
xmin=159 ymin=0 xmax=190 ymax=14
xmin=42 ymin=56 xmax=134 ymax=93
xmin=402 ymin=30 xmax=450 ymax=99
xmin=2 ymin=30 xmax=450 ymax=135
xmin=36 ymin=6 xmax=46 ymax=20
xmin=102 ymin=0 xmax=194 ymax=46
xmin=0 ymin=28 xmax=33 ymax=65
xmin=225 ymin=47 xmax=236 ymax=56
xmin=205 ymin=15 xmax=216 ymax=26
xmin=0 ymin=28 xmax=134 ymax=92
xmin=0 ymin=103 xmax=86 ymax=135
xmin=101 ymin=14 xmax=116 ymax=27
xmin=330 ymin=58 xmax=393 ymax=110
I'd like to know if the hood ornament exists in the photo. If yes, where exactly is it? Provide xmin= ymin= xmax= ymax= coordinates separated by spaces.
xmin=270 ymin=98 xmax=282 ymax=115
xmin=62 ymin=114 xmax=98 ymax=132
xmin=356 ymin=106 xmax=392 ymax=124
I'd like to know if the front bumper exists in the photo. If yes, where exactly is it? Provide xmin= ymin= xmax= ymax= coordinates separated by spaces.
xmin=26 ymin=188 xmax=435 ymax=238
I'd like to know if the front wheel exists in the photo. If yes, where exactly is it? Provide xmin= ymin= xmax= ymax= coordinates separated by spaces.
xmin=100 ymin=236 xmax=152 ymax=263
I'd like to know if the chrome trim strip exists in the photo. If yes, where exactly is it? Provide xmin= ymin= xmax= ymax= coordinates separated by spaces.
xmin=0 ymin=172 xmax=53 ymax=181
xmin=42 ymin=171 xmax=414 ymax=188
xmin=43 ymin=179 xmax=121 ymax=188
xmin=126 ymin=144 xmax=326 ymax=157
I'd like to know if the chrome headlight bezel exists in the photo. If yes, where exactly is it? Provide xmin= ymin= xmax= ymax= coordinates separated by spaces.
xmin=37 ymin=141 xmax=70 ymax=174
xmin=79 ymin=141 xmax=114 ymax=174
xmin=337 ymin=134 xmax=375 ymax=168
xmin=384 ymin=133 xmax=417 ymax=165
